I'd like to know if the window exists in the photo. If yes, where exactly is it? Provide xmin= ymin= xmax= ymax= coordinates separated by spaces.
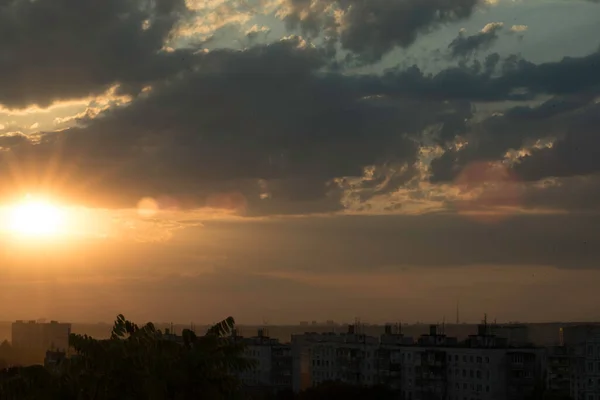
xmin=486 ymin=385 xmax=490 ymax=393
xmin=477 ymin=356 xmax=482 ymax=363
xmin=485 ymin=356 xmax=489 ymax=363
xmin=476 ymin=371 xmax=481 ymax=379
xmin=513 ymin=354 xmax=524 ymax=363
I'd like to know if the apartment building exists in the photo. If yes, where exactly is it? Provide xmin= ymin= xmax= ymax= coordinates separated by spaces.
xmin=11 ymin=320 xmax=72 ymax=352
xmin=236 ymin=329 xmax=293 ymax=394
xmin=562 ymin=325 xmax=600 ymax=400
xmin=546 ymin=345 xmax=570 ymax=397
xmin=291 ymin=323 xmax=546 ymax=400
xmin=291 ymin=326 xmax=381 ymax=392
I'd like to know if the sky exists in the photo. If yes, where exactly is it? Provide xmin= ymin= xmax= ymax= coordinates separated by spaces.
xmin=0 ymin=0 xmax=600 ymax=325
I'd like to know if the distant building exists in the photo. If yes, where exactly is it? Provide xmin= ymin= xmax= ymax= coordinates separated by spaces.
xmin=11 ymin=320 xmax=71 ymax=352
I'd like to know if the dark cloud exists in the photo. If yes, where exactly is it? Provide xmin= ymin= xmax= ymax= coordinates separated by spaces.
xmin=448 ymin=23 xmax=504 ymax=59
xmin=281 ymin=0 xmax=479 ymax=62
xmin=1 ymin=39 xmax=445 ymax=211
xmin=427 ymin=49 xmax=600 ymax=182
xmin=376 ymin=50 xmax=600 ymax=102
xmin=2 ymin=43 xmax=600 ymax=214
xmin=429 ymin=91 xmax=600 ymax=183
xmin=513 ymin=101 xmax=600 ymax=181
xmin=0 ymin=0 xmax=598 ymax=217
xmin=0 ymin=132 xmax=28 ymax=148
xmin=0 ymin=0 xmax=193 ymax=108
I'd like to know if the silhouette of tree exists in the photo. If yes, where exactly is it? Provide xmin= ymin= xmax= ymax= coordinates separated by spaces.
xmin=0 ymin=314 xmax=255 ymax=400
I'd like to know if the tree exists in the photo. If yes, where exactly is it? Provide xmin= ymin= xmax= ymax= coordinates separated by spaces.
xmin=0 ymin=315 xmax=255 ymax=400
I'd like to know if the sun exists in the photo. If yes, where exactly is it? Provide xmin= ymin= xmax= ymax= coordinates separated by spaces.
xmin=7 ymin=198 xmax=66 ymax=237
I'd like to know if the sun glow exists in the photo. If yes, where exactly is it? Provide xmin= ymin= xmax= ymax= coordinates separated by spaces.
xmin=6 ymin=198 xmax=66 ymax=237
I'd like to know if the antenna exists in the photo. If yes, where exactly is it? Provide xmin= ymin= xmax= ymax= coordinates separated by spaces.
xmin=456 ymin=299 xmax=460 ymax=325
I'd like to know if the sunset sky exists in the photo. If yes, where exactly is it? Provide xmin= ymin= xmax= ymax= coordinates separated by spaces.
xmin=1 ymin=0 xmax=600 ymax=324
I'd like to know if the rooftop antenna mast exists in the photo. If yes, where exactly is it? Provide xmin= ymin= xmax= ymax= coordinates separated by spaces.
xmin=456 ymin=298 xmax=460 ymax=325
xmin=483 ymin=313 xmax=488 ymax=335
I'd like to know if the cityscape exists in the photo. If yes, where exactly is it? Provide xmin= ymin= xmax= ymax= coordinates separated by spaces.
xmin=1 ymin=316 xmax=598 ymax=399
xmin=1 ymin=0 xmax=600 ymax=398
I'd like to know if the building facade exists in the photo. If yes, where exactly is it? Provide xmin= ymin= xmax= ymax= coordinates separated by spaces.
xmin=562 ymin=325 xmax=600 ymax=400
xmin=11 ymin=320 xmax=72 ymax=352
xmin=291 ymin=323 xmax=547 ymax=400
xmin=236 ymin=329 xmax=293 ymax=394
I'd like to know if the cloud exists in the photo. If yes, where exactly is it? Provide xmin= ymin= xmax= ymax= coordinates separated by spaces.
xmin=429 ymin=92 xmax=600 ymax=183
xmin=1 ymin=43 xmax=599 ymax=217
xmin=509 ymin=24 xmax=528 ymax=33
xmin=513 ymin=101 xmax=600 ymax=181
xmin=448 ymin=22 xmax=504 ymax=59
xmin=0 ymin=0 xmax=194 ymax=108
xmin=0 ymin=0 xmax=598 ymax=223
xmin=277 ymin=0 xmax=480 ymax=62
xmin=1 ymin=38 xmax=454 ymax=213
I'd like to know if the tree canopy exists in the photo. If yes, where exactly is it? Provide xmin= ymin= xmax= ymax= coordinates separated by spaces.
xmin=0 ymin=315 xmax=254 ymax=400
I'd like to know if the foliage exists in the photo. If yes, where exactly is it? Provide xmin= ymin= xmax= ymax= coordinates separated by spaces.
xmin=0 ymin=315 xmax=255 ymax=400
